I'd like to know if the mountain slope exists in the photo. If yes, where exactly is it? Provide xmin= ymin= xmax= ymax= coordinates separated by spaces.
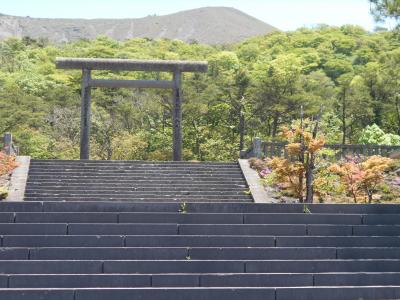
xmin=0 ymin=7 xmax=278 ymax=45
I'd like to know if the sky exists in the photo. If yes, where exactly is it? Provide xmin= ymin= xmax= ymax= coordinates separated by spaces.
xmin=0 ymin=0 xmax=382 ymax=31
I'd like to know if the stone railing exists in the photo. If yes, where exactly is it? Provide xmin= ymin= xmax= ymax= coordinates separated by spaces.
xmin=2 ymin=133 xmax=19 ymax=156
xmin=240 ymin=138 xmax=400 ymax=159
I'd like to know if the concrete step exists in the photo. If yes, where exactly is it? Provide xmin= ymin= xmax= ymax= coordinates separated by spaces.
xmin=5 ymin=235 xmax=400 ymax=248
xmin=25 ymin=183 xmax=247 ymax=189
xmin=275 ymin=236 xmax=400 ymax=247
xmin=28 ymin=162 xmax=240 ymax=167
xmin=24 ymin=190 xmax=248 ymax=196
xmin=2 ymin=235 xmax=126 ymax=247
xmin=6 ymin=246 xmax=398 ymax=260
xmin=27 ymin=175 xmax=246 ymax=181
xmin=1 ymin=259 xmax=400 ymax=274
xmin=4 ymin=272 xmax=400 ymax=288
xmin=124 ymin=235 xmax=400 ymax=247
xmin=0 ymin=247 xmax=340 ymax=260
xmin=23 ymin=197 xmax=251 ymax=202
xmin=242 ymin=259 xmax=400 ymax=273
xmin=275 ymin=286 xmax=400 ymax=300
xmin=25 ymin=187 xmax=246 ymax=193
xmin=28 ymin=247 xmax=188 ymax=260
xmin=3 ymin=286 xmax=400 ymax=300
xmin=4 ymin=201 xmax=400 ymax=214
xmin=67 ymin=224 xmax=179 ymax=235
xmin=2 ymin=223 xmax=400 ymax=236
xmin=30 ymin=160 xmax=239 ymax=166
xmin=23 ymin=194 xmax=250 ymax=200
xmin=0 ymin=288 xmax=276 ymax=300
xmin=3 ymin=212 xmax=379 ymax=225
xmin=27 ymin=170 xmax=244 ymax=176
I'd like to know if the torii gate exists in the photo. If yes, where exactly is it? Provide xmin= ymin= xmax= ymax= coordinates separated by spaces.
xmin=56 ymin=57 xmax=208 ymax=161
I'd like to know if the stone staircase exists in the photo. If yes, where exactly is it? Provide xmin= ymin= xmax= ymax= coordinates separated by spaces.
xmin=2 ymin=201 xmax=400 ymax=299
xmin=2 ymin=160 xmax=400 ymax=299
xmin=24 ymin=160 xmax=252 ymax=202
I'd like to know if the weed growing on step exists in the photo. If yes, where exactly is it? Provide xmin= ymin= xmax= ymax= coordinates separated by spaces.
xmin=179 ymin=202 xmax=188 ymax=214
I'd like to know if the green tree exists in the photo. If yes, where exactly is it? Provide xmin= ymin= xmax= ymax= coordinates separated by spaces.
xmin=370 ymin=0 xmax=400 ymax=27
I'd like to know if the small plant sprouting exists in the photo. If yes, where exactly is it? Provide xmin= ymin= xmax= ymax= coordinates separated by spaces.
xmin=186 ymin=255 xmax=191 ymax=260
xmin=179 ymin=202 xmax=188 ymax=214
xmin=244 ymin=189 xmax=252 ymax=195
xmin=303 ymin=204 xmax=311 ymax=214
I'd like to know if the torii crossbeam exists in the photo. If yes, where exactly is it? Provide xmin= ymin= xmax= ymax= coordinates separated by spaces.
xmin=56 ymin=57 xmax=208 ymax=161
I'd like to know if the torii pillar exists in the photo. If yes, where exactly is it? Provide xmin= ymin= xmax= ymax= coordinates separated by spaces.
xmin=56 ymin=58 xmax=208 ymax=161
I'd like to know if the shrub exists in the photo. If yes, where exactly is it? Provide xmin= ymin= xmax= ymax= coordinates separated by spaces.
xmin=248 ymin=158 xmax=269 ymax=173
xmin=0 ymin=152 xmax=18 ymax=176
xmin=329 ymin=155 xmax=393 ymax=203
xmin=266 ymin=118 xmax=325 ymax=203
xmin=358 ymin=124 xmax=400 ymax=145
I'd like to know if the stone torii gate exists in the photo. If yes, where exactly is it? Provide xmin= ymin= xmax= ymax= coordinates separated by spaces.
xmin=56 ymin=57 xmax=208 ymax=161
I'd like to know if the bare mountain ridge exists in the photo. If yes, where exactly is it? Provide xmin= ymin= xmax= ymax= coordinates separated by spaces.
xmin=0 ymin=7 xmax=277 ymax=45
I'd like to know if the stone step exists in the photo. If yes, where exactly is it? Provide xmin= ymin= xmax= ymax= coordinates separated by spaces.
xmin=29 ymin=162 xmax=240 ymax=167
xmin=25 ymin=187 xmax=246 ymax=192
xmin=28 ymin=173 xmax=245 ymax=178
xmin=1 ymin=259 xmax=400 ymax=274
xmin=23 ymin=197 xmax=251 ymax=202
xmin=30 ymin=160 xmax=238 ymax=166
xmin=27 ymin=178 xmax=246 ymax=184
xmin=3 ymin=272 xmax=400 ymax=288
xmin=4 ymin=286 xmax=400 ymax=300
xmin=3 ymin=235 xmax=275 ymax=247
xmin=2 ymin=223 xmax=400 ymax=236
xmin=25 ymin=189 xmax=247 ymax=198
xmin=6 ymin=235 xmax=399 ymax=248
xmin=26 ymin=180 xmax=246 ymax=186
xmin=25 ymin=183 xmax=247 ymax=188
xmin=0 ymin=247 xmax=396 ymax=260
xmin=26 ymin=180 xmax=247 ymax=185
xmin=124 ymin=235 xmax=400 ymax=247
xmin=2 ymin=212 xmax=378 ymax=225
xmin=28 ymin=167 xmax=243 ymax=173
xmin=28 ymin=170 xmax=243 ymax=175
xmin=4 ymin=201 xmax=400 ymax=214
xmin=2 ymin=235 xmax=126 ymax=247
xmin=275 ymin=286 xmax=400 ymax=300
xmin=0 ymin=247 xmax=336 ymax=260
xmin=276 ymin=236 xmax=400 ymax=247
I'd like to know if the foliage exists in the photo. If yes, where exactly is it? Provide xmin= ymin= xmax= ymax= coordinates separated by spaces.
xmin=359 ymin=124 xmax=400 ymax=145
xmin=0 ymin=186 xmax=8 ymax=200
xmin=248 ymin=158 xmax=269 ymax=173
xmin=370 ymin=0 xmax=400 ymax=27
xmin=0 ymin=25 xmax=400 ymax=160
xmin=266 ymin=118 xmax=325 ymax=202
xmin=0 ymin=152 xmax=18 ymax=176
xmin=267 ymin=156 xmax=304 ymax=199
xmin=111 ymin=132 xmax=148 ymax=160
xmin=329 ymin=155 xmax=393 ymax=203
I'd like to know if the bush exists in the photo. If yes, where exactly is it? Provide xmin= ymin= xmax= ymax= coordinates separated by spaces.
xmin=359 ymin=124 xmax=400 ymax=145
xmin=329 ymin=155 xmax=393 ymax=203
xmin=0 ymin=152 xmax=18 ymax=176
xmin=248 ymin=158 xmax=269 ymax=172
xmin=111 ymin=132 xmax=148 ymax=160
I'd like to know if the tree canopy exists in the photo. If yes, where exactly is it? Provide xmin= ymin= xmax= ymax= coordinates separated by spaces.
xmin=1 ymin=25 xmax=400 ymax=160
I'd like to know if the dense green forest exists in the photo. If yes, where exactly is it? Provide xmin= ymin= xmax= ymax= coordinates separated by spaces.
xmin=0 ymin=24 xmax=399 ymax=160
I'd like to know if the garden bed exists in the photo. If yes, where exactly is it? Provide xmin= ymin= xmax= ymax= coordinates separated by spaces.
xmin=250 ymin=156 xmax=400 ymax=204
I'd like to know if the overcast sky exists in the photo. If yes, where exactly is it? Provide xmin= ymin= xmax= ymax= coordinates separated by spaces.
xmin=0 ymin=0 xmax=382 ymax=31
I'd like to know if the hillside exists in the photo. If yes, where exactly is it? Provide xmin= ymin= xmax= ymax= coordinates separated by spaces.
xmin=0 ymin=7 xmax=277 ymax=45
